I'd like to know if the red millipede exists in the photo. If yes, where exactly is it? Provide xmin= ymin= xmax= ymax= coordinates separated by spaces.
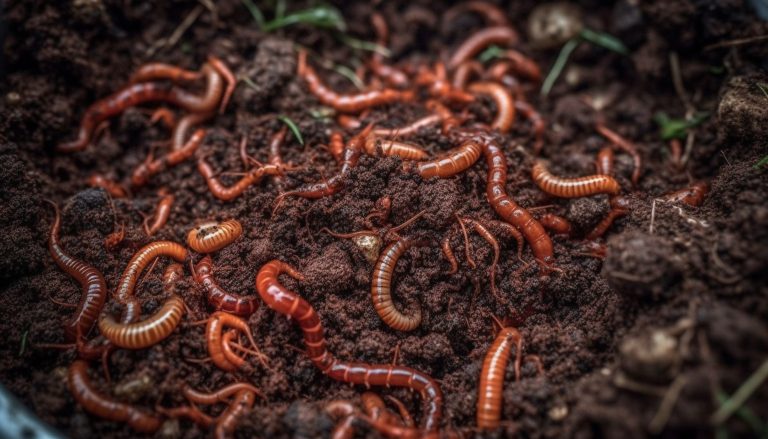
xmin=539 ymin=213 xmax=572 ymax=236
xmin=68 ymin=359 xmax=162 ymax=433
xmin=447 ymin=26 xmax=519 ymax=69
xmin=186 ymin=219 xmax=243 ymax=254
xmin=410 ymin=140 xmax=483 ymax=179
xmin=98 ymin=294 xmax=185 ymax=349
xmin=143 ymin=190 xmax=174 ymax=236
xmin=480 ymin=138 xmax=554 ymax=267
xmin=298 ymin=51 xmax=414 ymax=113
xmin=371 ymin=237 xmax=425 ymax=332
xmin=256 ymin=260 xmax=444 ymax=432
xmin=531 ymin=161 xmax=621 ymax=198
xmin=468 ymin=82 xmax=516 ymax=133
xmin=197 ymin=156 xmax=283 ymax=202
xmin=476 ymin=327 xmax=522 ymax=430
xmin=595 ymin=123 xmax=643 ymax=186
xmin=660 ymin=181 xmax=709 ymax=207
xmin=595 ymin=147 xmax=615 ymax=176
xmin=204 ymin=311 xmax=267 ymax=372
xmin=513 ymin=100 xmax=545 ymax=154
xmin=87 ymin=175 xmax=128 ymax=198
xmin=365 ymin=136 xmax=429 ymax=160
xmin=47 ymin=201 xmax=107 ymax=341
xmin=194 ymin=255 xmax=259 ymax=316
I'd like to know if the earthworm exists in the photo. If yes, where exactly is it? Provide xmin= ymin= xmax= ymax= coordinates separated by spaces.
xmin=484 ymin=219 xmax=526 ymax=263
xmin=531 ymin=161 xmax=620 ymax=198
xmin=660 ymin=181 xmax=709 ymax=207
xmin=194 ymin=255 xmax=258 ymax=316
xmin=337 ymin=114 xmax=363 ymax=130
xmin=131 ymin=127 xmax=206 ymax=187
xmin=668 ymin=139 xmax=683 ymax=169
xmin=486 ymin=50 xmax=542 ymax=83
xmin=255 ymin=260 xmax=444 ymax=431
xmin=326 ymin=401 xmax=357 ymax=439
xmin=172 ymin=111 xmax=213 ymax=151
xmin=98 ymin=294 xmax=185 ymax=349
xmin=460 ymin=217 xmax=502 ymax=299
xmin=275 ymin=125 xmax=372 ymax=203
xmin=204 ymin=311 xmax=267 ymax=371
xmin=269 ymin=127 xmax=288 ymax=171
xmin=481 ymin=138 xmax=554 ymax=266
xmin=448 ymin=26 xmax=519 ymax=69
xmin=595 ymin=123 xmax=642 ymax=186
xmin=425 ymin=100 xmax=462 ymax=133
xmin=595 ymin=147 xmax=615 ymax=176
xmin=476 ymin=327 xmax=523 ymax=430
xmin=197 ymin=156 xmax=283 ymax=202
xmin=365 ymin=136 xmax=428 ymax=160
xmin=409 ymin=140 xmax=483 ymax=179
xmin=443 ymin=1 xmax=509 ymax=28
xmin=468 ymin=82 xmax=516 ymax=133
xmin=368 ymin=14 xmax=408 ymax=88
xmin=539 ymin=213 xmax=572 ymax=236
xmin=221 ymin=329 xmax=247 ymax=368
xmin=585 ymin=196 xmax=630 ymax=240
xmin=214 ymin=389 xmax=256 ymax=439
xmin=371 ymin=115 xmax=442 ymax=138
xmin=298 ymin=51 xmax=414 ymax=113
xmin=441 ymin=229 xmax=459 ymax=274
xmin=150 ymin=107 xmax=177 ymax=129
xmin=514 ymin=100 xmax=545 ymax=154
xmin=113 ymin=241 xmax=188 ymax=324
xmin=371 ymin=237 xmax=425 ymax=331
xmin=105 ymin=223 xmax=126 ymax=251
xmin=87 ymin=175 xmax=127 ymax=198
xmin=183 ymin=382 xmax=263 ymax=406
xmin=329 ymin=131 xmax=345 ymax=163
xmin=206 ymin=55 xmax=237 ymax=114
xmin=187 ymin=219 xmax=243 ymax=253
xmin=169 ymin=62 xmax=225 ymax=115
xmin=452 ymin=60 xmax=484 ymax=89
xmin=156 ymin=406 xmax=214 ymax=428
xmin=129 ymin=63 xmax=202 ymax=84
xmin=68 ymin=359 xmax=162 ymax=433
xmin=416 ymin=63 xmax=475 ymax=104
xmin=47 ymin=201 xmax=107 ymax=341
xmin=143 ymin=190 xmax=174 ymax=236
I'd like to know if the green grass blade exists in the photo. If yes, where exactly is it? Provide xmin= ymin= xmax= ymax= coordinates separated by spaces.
xmin=277 ymin=115 xmax=304 ymax=146
xmin=478 ymin=45 xmax=505 ymax=63
xmin=579 ymin=28 xmax=629 ymax=55
xmin=336 ymin=33 xmax=391 ymax=57
xmin=541 ymin=39 xmax=580 ymax=96
xmin=712 ymin=358 xmax=768 ymax=425
xmin=263 ymin=5 xmax=346 ymax=32
xmin=240 ymin=0 xmax=265 ymax=29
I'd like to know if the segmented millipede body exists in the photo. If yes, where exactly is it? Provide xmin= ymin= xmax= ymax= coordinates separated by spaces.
xmin=371 ymin=238 xmax=425 ymax=332
xmin=468 ymin=82 xmax=516 ymax=133
xmin=660 ymin=181 xmax=709 ymax=207
xmin=477 ymin=327 xmax=523 ymax=430
xmin=513 ymin=100 xmax=545 ymax=154
xmin=328 ymin=131 xmax=346 ymax=163
xmin=98 ymin=294 xmax=185 ymax=349
xmin=595 ymin=123 xmax=642 ymax=186
xmin=365 ymin=136 xmax=428 ymax=160
xmin=204 ymin=311 xmax=265 ymax=372
xmin=144 ymin=191 xmax=174 ymax=236
xmin=448 ymin=26 xmax=519 ymax=69
xmin=197 ymin=157 xmax=283 ymax=202
xmin=186 ymin=219 xmax=243 ymax=253
xmin=68 ymin=359 xmax=162 ymax=433
xmin=214 ymin=390 xmax=256 ymax=439
xmin=371 ymin=115 xmax=442 ymax=138
xmin=256 ymin=260 xmax=444 ymax=432
xmin=87 ymin=175 xmax=127 ymax=198
xmin=298 ymin=51 xmax=414 ymax=113
xmin=411 ymin=140 xmax=483 ymax=179
xmin=531 ymin=161 xmax=621 ymax=198
xmin=194 ymin=255 xmax=258 ymax=316
xmin=539 ymin=213 xmax=572 ymax=236
xmin=481 ymin=139 xmax=554 ymax=266
xmin=47 ymin=202 xmax=107 ymax=341
xmin=113 ymin=241 xmax=188 ymax=324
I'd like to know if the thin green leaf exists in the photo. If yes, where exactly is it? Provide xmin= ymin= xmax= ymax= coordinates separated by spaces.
xmin=712 ymin=358 xmax=768 ymax=425
xmin=755 ymin=155 xmax=768 ymax=169
xmin=653 ymin=112 xmax=710 ymax=140
xmin=478 ymin=45 xmax=505 ymax=63
xmin=275 ymin=0 xmax=287 ymax=20
xmin=716 ymin=391 xmax=766 ymax=434
xmin=263 ymin=5 xmax=346 ymax=32
xmin=757 ymin=82 xmax=768 ymax=99
xmin=277 ymin=116 xmax=304 ymax=146
xmin=336 ymin=33 xmax=391 ymax=57
xmin=333 ymin=64 xmax=365 ymax=90
xmin=239 ymin=76 xmax=259 ymax=91
xmin=579 ymin=28 xmax=629 ymax=55
xmin=240 ymin=0 xmax=265 ymax=29
xmin=541 ymin=38 xmax=580 ymax=96
xmin=18 ymin=330 xmax=28 ymax=356
xmin=309 ymin=107 xmax=335 ymax=120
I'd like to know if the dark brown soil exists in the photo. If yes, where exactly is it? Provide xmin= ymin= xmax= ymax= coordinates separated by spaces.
xmin=1 ymin=1 xmax=767 ymax=438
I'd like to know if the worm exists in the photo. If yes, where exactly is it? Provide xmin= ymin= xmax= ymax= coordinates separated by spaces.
xmin=585 ymin=196 xmax=630 ymax=240
xmin=365 ymin=136 xmax=428 ymax=160
xmin=668 ymin=139 xmax=683 ymax=169
xmin=298 ymin=51 xmax=414 ymax=113
xmin=186 ymin=219 xmax=243 ymax=253
xmin=113 ymin=241 xmax=188 ymax=324
xmin=131 ymin=127 xmax=206 ymax=187
xmin=468 ymin=82 xmax=516 ymax=133
xmin=660 ymin=181 xmax=709 ymax=207
xmin=205 ymin=56 xmax=237 ymax=114
xmin=476 ymin=327 xmax=523 ymax=430
xmin=514 ymin=100 xmax=545 ymax=154
xmin=143 ymin=190 xmax=174 ymax=236
xmin=485 ymin=219 xmax=526 ymax=263
xmin=448 ymin=26 xmax=519 ymax=69
xmin=415 ymin=63 xmax=475 ymax=104
xmin=595 ymin=123 xmax=642 ymax=186
xmin=255 ymin=260 xmax=444 ymax=431
xmin=595 ymin=147 xmax=615 ymax=176
xmin=105 ymin=223 xmax=126 ymax=251
xmin=371 ymin=115 xmax=442 ymax=138
xmin=47 ymin=201 xmax=107 ymax=341
xmin=129 ymin=63 xmax=202 ymax=84
xmin=329 ymin=131 xmax=345 ymax=163
xmin=425 ymin=100 xmax=462 ymax=134
xmin=214 ymin=390 xmax=257 ymax=439
xmin=68 ymin=359 xmax=162 ymax=433
xmin=87 ymin=175 xmax=127 ymax=198
xmin=481 ymin=138 xmax=554 ymax=266
xmin=452 ymin=60 xmax=484 ymax=90
xmin=167 ymin=62 xmax=224 ymax=115
xmin=183 ymin=382 xmax=262 ymax=405
xmin=98 ymin=294 xmax=185 ymax=349
xmin=410 ymin=140 xmax=483 ymax=179
xmin=194 ymin=255 xmax=259 ymax=316
xmin=371 ymin=238 xmax=425 ymax=332
xmin=539 ymin=213 xmax=572 ymax=236
xmin=269 ymin=127 xmax=288 ymax=178
xmin=460 ymin=217 xmax=502 ymax=299
xmin=221 ymin=329 xmax=247 ymax=368
xmin=326 ymin=401 xmax=357 ymax=439
xmin=337 ymin=114 xmax=363 ymax=130
xmin=486 ymin=50 xmax=542 ymax=83
xmin=204 ymin=311 xmax=266 ymax=371
xmin=443 ymin=1 xmax=509 ymax=28
xmin=531 ymin=161 xmax=620 ymax=198
xmin=197 ymin=156 xmax=283 ymax=202
xmin=441 ymin=229 xmax=459 ymax=274
xmin=150 ymin=107 xmax=177 ymax=129
xmin=369 ymin=13 xmax=409 ymax=89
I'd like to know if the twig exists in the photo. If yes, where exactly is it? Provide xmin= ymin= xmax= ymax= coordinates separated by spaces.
xmin=704 ymin=34 xmax=768 ymax=51
xmin=711 ymin=358 xmax=768 ymax=424
xmin=669 ymin=53 xmax=699 ymax=166
xmin=649 ymin=199 xmax=658 ymax=234
xmin=649 ymin=375 xmax=688 ymax=433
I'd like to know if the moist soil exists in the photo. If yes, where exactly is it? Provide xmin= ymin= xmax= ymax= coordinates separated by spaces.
xmin=1 ymin=1 xmax=767 ymax=438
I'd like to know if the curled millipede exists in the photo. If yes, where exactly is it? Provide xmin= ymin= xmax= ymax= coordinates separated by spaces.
xmin=68 ymin=359 xmax=162 ymax=433
xmin=187 ymin=219 xmax=243 ymax=253
xmin=531 ymin=161 xmax=620 ymax=198
xmin=204 ymin=311 xmax=268 ymax=371
xmin=98 ymin=294 xmax=185 ymax=349
xmin=448 ymin=26 xmax=519 ymax=69
xmin=193 ymin=255 xmax=258 ymax=316
xmin=371 ymin=237 xmax=425 ymax=332
xmin=476 ymin=327 xmax=522 ymax=430
xmin=256 ymin=261 xmax=444 ymax=432
xmin=468 ymin=82 xmax=516 ymax=133
xmin=47 ymin=201 xmax=107 ymax=341
xmin=410 ymin=140 xmax=483 ymax=179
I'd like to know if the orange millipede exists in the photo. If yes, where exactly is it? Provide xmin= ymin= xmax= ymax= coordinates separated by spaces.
xmin=371 ymin=238 xmax=425 ymax=332
xmin=193 ymin=255 xmax=259 ymax=316
xmin=365 ymin=136 xmax=429 ymax=160
xmin=186 ymin=219 xmax=243 ymax=253
xmin=47 ymin=201 xmax=107 ymax=341
xmin=87 ymin=175 xmax=128 ymax=198
xmin=448 ymin=26 xmax=519 ymax=69
xmin=660 ymin=181 xmax=709 ymax=207
xmin=539 ymin=213 xmax=572 ymax=236
xmin=143 ymin=190 xmax=174 ymax=236
xmin=197 ymin=156 xmax=283 ymax=202
xmin=68 ymin=359 xmax=162 ymax=433
xmin=256 ymin=261 xmax=443 ymax=431
xmin=468 ymin=82 xmax=516 ymax=133
xmin=531 ymin=161 xmax=621 ymax=198
xmin=595 ymin=147 xmax=615 ymax=176
xmin=476 ymin=327 xmax=522 ymax=430
xmin=98 ymin=294 xmax=185 ymax=349
xmin=410 ymin=140 xmax=483 ymax=179
xmin=204 ymin=311 xmax=267 ymax=371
